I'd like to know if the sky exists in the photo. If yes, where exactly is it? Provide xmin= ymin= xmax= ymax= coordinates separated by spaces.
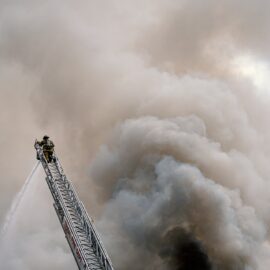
xmin=1 ymin=0 xmax=270 ymax=269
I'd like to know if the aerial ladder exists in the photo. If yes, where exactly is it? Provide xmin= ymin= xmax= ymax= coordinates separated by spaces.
xmin=35 ymin=142 xmax=114 ymax=270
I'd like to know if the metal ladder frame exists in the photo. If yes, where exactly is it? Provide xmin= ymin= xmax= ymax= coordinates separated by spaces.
xmin=35 ymin=143 xmax=114 ymax=270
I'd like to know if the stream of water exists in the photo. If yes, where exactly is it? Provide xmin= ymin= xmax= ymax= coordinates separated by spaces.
xmin=0 ymin=162 xmax=40 ymax=240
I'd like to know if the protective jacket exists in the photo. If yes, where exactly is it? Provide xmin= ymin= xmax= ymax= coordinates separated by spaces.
xmin=38 ymin=139 xmax=55 ymax=151
xmin=36 ymin=139 xmax=55 ymax=163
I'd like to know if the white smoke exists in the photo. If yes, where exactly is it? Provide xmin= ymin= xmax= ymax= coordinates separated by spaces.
xmin=0 ymin=166 xmax=76 ymax=270
xmin=1 ymin=0 xmax=270 ymax=269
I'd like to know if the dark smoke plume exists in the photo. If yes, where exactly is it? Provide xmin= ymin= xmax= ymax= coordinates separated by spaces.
xmin=159 ymin=227 xmax=212 ymax=270
xmin=1 ymin=1 xmax=270 ymax=270
xmin=92 ymin=117 xmax=267 ymax=269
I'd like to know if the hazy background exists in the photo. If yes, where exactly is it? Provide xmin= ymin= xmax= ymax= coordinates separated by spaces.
xmin=1 ymin=0 xmax=270 ymax=269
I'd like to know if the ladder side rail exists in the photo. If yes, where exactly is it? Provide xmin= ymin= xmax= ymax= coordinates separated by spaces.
xmin=54 ymin=157 xmax=82 ymax=204
xmin=80 ymin=203 xmax=114 ymax=270
xmin=53 ymin=155 xmax=114 ymax=270
xmin=45 ymin=167 xmax=89 ymax=270
xmin=78 ymin=204 xmax=113 ymax=270
xmin=47 ymin=174 xmax=90 ymax=270
xmin=36 ymin=147 xmax=66 ymax=230
xmin=48 ymin=172 xmax=93 ymax=269
xmin=53 ymin=202 xmax=82 ymax=270
xmin=54 ymin=157 xmax=86 ymax=221
xmin=35 ymin=144 xmax=91 ymax=270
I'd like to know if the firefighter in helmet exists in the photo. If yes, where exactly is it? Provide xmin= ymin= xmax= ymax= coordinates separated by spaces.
xmin=37 ymin=135 xmax=55 ymax=162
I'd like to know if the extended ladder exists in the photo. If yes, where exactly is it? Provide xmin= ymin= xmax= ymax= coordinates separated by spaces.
xmin=35 ymin=143 xmax=114 ymax=270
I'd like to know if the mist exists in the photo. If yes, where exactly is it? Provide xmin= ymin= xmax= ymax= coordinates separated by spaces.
xmin=1 ymin=0 xmax=270 ymax=269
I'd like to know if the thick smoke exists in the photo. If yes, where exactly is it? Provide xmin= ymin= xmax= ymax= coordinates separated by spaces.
xmin=91 ymin=116 xmax=269 ymax=269
xmin=1 ymin=0 xmax=270 ymax=269
xmin=159 ymin=227 xmax=212 ymax=270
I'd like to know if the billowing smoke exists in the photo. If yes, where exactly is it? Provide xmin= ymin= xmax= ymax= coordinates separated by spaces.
xmin=159 ymin=227 xmax=212 ymax=270
xmin=91 ymin=116 xmax=269 ymax=269
xmin=1 ymin=0 xmax=270 ymax=269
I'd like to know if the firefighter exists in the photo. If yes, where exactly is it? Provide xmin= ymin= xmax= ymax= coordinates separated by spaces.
xmin=37 ymin=135 xmax=55 ymax=162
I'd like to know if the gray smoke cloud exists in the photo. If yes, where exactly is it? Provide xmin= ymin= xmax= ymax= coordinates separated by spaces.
xmin=92 ymin=116 xmax=270 ymax=269
xmin=1 ymin=0 xmax=270 ymax=269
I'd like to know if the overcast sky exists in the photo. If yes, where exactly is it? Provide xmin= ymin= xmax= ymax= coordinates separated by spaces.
xmin=1 ymin=1 xmax=270 ymax=269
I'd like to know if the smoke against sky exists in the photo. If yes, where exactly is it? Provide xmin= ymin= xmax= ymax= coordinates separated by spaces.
xmin=0 ymin=166 xmax=77 ymax=270
xmin=1 ymin=0 xmax=270 ymax=269
xmin=92 ymin=117 xmax=269 ymax=269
